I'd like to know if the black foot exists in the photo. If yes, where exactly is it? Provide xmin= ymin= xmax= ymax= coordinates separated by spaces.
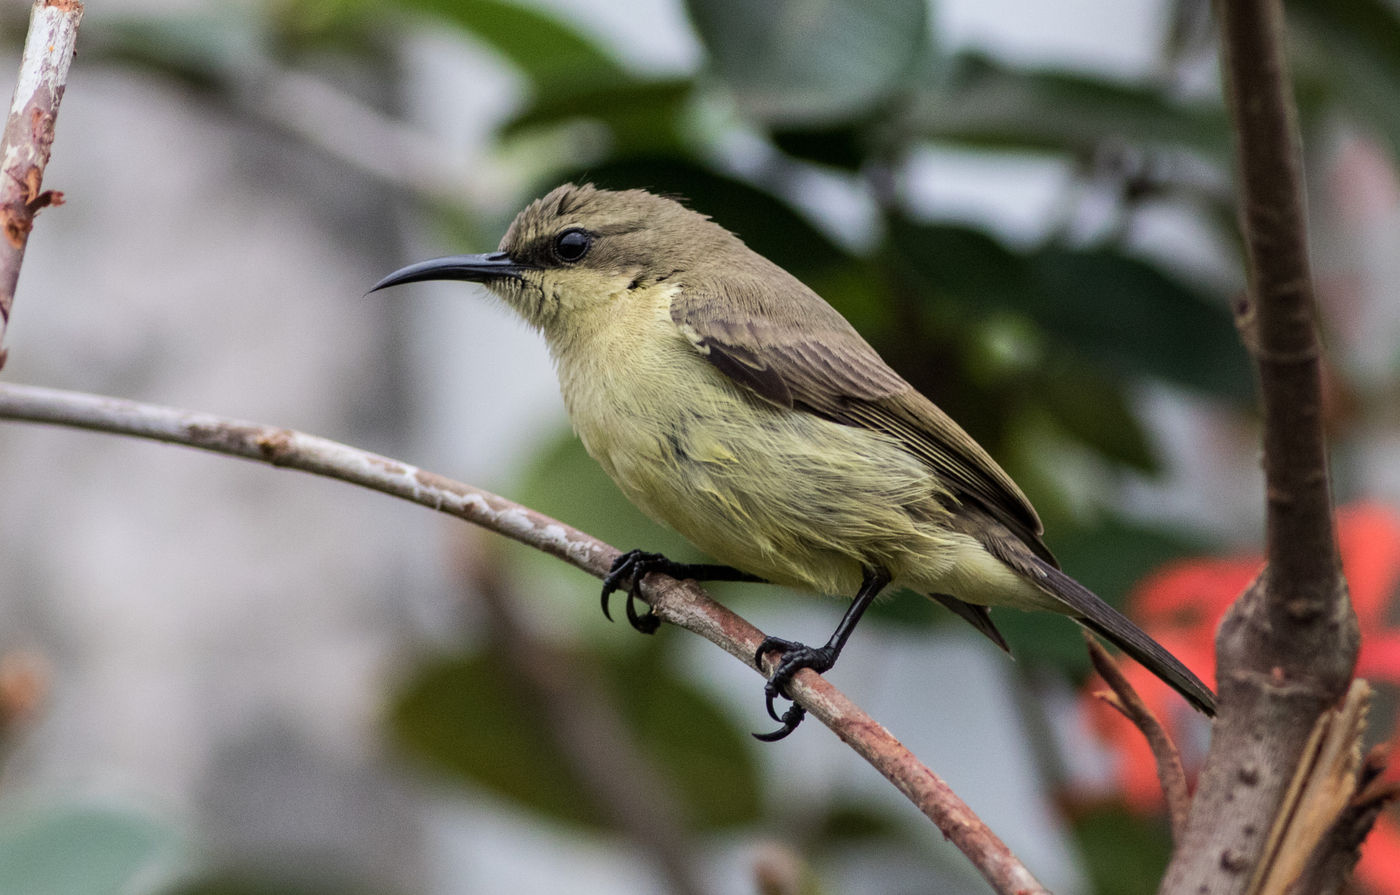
xmin=600 ymin=550 xmax=670 ymax=634
xmin=602 ymin=551 xmax=765 ymax=635
xmin=751 ymin=636 xmax=838 ymax=740
xmin=753 ymin=702 xmax=807 ymax=742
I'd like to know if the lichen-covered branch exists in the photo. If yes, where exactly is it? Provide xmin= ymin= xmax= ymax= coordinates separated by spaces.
xmin=0 ymin=0 xmax=84 ymax=369
xmin=0 ymin=380 xmax=1047 ymax=895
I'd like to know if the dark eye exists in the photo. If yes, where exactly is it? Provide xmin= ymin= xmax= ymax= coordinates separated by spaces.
xmin=553 ymin=228 xmax=592 ymax=263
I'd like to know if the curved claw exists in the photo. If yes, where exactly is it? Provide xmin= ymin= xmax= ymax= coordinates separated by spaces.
xmin=751 ymin=636 xmax=840 ymax=741
xmin=625 ymin=585 xmax=661 ymax=634
xmin=600 ymin=551 xmax=637 ymax=623
xmin=753 ymin=703 xmax=807 ymax=741
xmin=764 ymin=682 xmax=788 ymax=723
xmin=600 ymin=549 xmax=662 ymax=634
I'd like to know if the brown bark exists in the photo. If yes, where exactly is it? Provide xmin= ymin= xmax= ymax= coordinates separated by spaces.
xmin=0 ymin=0 xmax=84 ymax=369
xmin=1160 ymin=2 xmax=1361 ymax=891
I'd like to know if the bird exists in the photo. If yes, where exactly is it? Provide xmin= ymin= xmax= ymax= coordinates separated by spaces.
xmin=372 ymin=183 xmax=1217 ymax=740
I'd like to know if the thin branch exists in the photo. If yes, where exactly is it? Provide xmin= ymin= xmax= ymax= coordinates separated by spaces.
xmin=0 ymin=381 xmax=1048 ymax=895
xmin=0 ymin=0 xmax=83 ymax=370
xmin=1085 ymin=635 xmax=1191 ymax=841
xmin=1163 ymin=1 xmax=1360 ymax=891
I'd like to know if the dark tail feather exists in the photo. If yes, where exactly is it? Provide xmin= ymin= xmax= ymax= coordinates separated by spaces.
xmin=929 ymin=593 xmax=1011 ymax=653
xmin=1034 ymin=559 xmax=1217 ymax=716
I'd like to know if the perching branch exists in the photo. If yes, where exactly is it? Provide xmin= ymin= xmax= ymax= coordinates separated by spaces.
xmin=0 ymin=380 xmax=1049 ymax=895
xmin=1161 ymin=1 xmax=1361 ymax=892
xmin=0 ymin=0 xmax=83 ymax=370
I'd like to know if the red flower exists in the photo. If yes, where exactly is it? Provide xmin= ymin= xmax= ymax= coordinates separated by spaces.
xmin=1082 ymin=502 xmax=1400 ymax=892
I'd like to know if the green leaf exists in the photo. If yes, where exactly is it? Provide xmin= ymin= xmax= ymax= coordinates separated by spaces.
xmin=1290 ymin=0 xmax=1400 ymax=162
xmin=0 ymin=803 xmax=181 ymax=895
xmin=910 ymin=53 xmax=1231 ymax=160
xmin=388 ymin=647 xmax=761 ymax=830
xmin=396 ymin=0 xmax=623 ymax=89
xmin=987 ymin=604 xmax=1098 ymax=674
xmin=390 ymin=650 xmax=604 ymax=826
xmin=1071 ymin=805 xmax=1173 ymax=895
xmin=887 ymin=220 xmax=1030 ymax=310
xmin=810 ymin=800 xmax=908 ymax=847
xmin=601 ymin=649 xmax=762 ymax=828
xmin=888 ymin=220 xmax=1250 ymax=397
xmin=770 ymin=123 xmax=868 ymax=171
xmin=1023 ymin=247 xmax=1251 ymax=399
xmin=1033 ymin=362 xmax=1159 ymax=473
xmin=503 ymin=78 xmax=695 ymax=155
xmin=684 ymin=0 xmax=930 ymax=125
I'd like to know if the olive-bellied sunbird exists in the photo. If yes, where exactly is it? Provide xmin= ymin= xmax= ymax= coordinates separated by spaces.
xmin=372 ymin=184 xmax=1216 ymax=740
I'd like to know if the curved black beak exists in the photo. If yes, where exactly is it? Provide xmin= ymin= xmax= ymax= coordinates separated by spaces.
xmin=368 ymin=252 xmax=532 ymax=293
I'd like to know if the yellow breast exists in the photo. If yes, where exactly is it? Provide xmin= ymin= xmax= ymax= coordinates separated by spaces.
xmin=545 ymin=283 xmax=955 ymax=596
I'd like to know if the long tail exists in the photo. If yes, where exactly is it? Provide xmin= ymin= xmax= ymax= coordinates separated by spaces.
xmin=1033 ymin=557 xmax=1217 ymax=716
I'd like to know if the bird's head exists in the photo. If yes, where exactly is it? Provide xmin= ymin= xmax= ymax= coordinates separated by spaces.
xmin=371 ymin=183 xmax=742 ymax=340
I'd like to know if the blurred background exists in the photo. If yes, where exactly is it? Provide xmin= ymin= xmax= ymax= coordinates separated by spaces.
xmin=0 ymin=0 xmax=1398 ymax=893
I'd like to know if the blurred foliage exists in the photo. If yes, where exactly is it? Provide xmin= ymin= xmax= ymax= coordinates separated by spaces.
xmin=400 ymin=0 xmax=625 ymax=88
xmin=1291 ymin=0 xmax=1400 ymax=159
xmin=166 ymin=872 xmax=395 ymax=895
xmin=389 ymin=642 xmax=762 ymax=830
xmin=906 ymin=52 xmax=1233 ymax=158
xmin=9 ymin=0 xmax=1400 ymax=891
xmin=0 ymin=803 xmax=183 ymax=895
xmin=686 ymin=0 xmax=932 ymax=125
xmin=1069 ymin=806 xmax=1176 ymax=895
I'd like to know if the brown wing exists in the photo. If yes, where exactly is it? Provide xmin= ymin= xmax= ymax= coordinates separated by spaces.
xmin=671 ymin=274 xmax=1052 ymax=562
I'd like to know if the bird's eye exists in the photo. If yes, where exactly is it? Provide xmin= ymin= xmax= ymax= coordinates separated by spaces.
xmin=553 ymin=228 xmax=592 ymax=263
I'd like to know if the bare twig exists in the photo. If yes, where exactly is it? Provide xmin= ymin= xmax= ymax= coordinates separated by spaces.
xmin=0 ymin=0 xmax=84 ymax=370
xmin=1085 ymin=635 xmax=1191 ymax=841
xmin=1162 ymin=1 xmax=1361 ymax=891
xmin=0 ymin=380 xmax=1048 ymax=895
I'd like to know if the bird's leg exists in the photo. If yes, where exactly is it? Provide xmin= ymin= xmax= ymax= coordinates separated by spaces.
xmin=752 ymin=566 xmax=891 ymax=741
xmin=601 ymin=549 xmax=765 ymax=634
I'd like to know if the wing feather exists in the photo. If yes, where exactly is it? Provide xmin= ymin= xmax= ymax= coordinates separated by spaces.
xmin=671 ymin=275 xmax=1050 ymax=560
